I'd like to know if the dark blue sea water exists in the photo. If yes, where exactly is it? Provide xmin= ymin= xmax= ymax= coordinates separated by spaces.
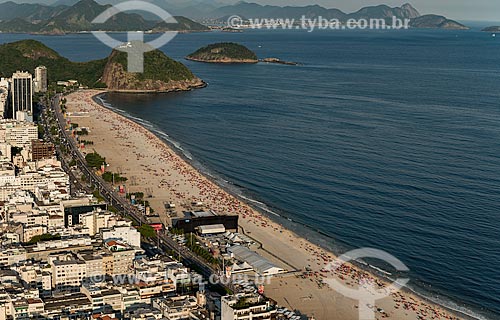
xmin=2 ymin=27 xmax=500 ymax=319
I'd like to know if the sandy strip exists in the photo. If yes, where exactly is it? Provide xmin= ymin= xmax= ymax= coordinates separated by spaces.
xmin=66 ymin=89 xmax=465 ymax=320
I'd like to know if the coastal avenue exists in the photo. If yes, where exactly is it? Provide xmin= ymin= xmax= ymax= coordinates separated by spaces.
xmin=46 ymin=93 xmax=232 ymax=292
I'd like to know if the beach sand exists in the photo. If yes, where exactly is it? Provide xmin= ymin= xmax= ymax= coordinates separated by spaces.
xmin=65 ymin=89 xmax=464 ymax=320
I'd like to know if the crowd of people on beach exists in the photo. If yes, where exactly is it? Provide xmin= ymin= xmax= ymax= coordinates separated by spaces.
xmin=68 ymin=90 xmax=462 ymax=320
xmin=329 ymin=263 xmax=460 ymax=319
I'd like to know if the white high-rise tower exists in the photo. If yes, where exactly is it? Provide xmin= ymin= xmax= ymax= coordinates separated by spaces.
xmin=34 ymin=66 xmax=47 ymax=93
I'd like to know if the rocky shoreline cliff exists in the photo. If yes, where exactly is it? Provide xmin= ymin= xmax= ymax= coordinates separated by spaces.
xmin=102 ymin=47 xmax=206 ymax=93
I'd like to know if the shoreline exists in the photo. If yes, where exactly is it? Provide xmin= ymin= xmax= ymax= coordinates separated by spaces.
xmin=70 ymin=89 xmax=479 ymax=320
xmin=13 ymin=30 xmax=214 ymax=36
xmin=104 ymin=81 xmax=207 ymax=94
xmin=93 ymin=93 xmax=483 ymax=320
xmin=185 ymin=56 xmax=259 ymax=64
xmin=92 ymin=93 xmax=348 ymax=256
xmin=93 ymin=93 xmax=341 ymax=274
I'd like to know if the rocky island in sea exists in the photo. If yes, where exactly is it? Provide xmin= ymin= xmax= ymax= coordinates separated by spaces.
xmin=0 ymin=39 xmax=205 ymax=93
xmin=186 ymin=42 xmax=299 ymax=66
xmin=260 ymin=58 xmax=299 ymax=66
xmin=185 ymin=42 xmax=259 ymax=64
xmin=409 ymin=14 xmax=469 ymax=30
xmin=482 ymin=26 xmax=500 ymax=32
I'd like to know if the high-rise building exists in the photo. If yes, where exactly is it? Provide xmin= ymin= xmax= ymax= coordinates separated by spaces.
xmin=30 ymin=140 xmax=55 ymax=161
xmin=34 ymin=66 xmax=48 ymax=93
xmin=11 ymin=71 xmax=33 ymax=120
xmin=0 ymin=78 xmax=9 ymax=119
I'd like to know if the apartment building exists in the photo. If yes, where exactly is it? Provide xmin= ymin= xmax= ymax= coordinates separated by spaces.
xmin=77 ymin=252 xmax=105 ymax=278
xmin=12 ymin=262 xmax=51 ymax=293
xmin=51 ymin=259 xmax=87 ymax=292
xmin=26 ymin=236 xmax=92 ymax=261
xmin=101 ymin=224 xmax=141 ymax=248
xmin=34 ymin=66 xmax=47 ymax=93
xmin=0 ymin=78 xmax=9 ymax=119
xmin=20 ymin=225 xmax=48 ymax=243
xmin=0 ymin=162 xmax=70 ymax=203
xmin=0 ymin=246 xmax=27 ymax=266
xmin=30 ymin=140 xmax=55 ymax=161
xmin=0 ymin=120 xmax=37 ymax=148
xmin=81 ymin=284 xmax=122 ymax=312
xmin=80 ymin=209 xmax=114 ymax=236
xmin=221 ymin=293 xmax=277 ymax=320
xmin=152 ymin=295 xmax=201 ymax=319
xmin=104 ymin=240 xmax=135 ymax=276
xmin=42 ymin=293 xmax=92 ymax=319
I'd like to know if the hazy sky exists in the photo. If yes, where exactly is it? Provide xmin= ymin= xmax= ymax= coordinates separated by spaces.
xmin=248 ymin=0 xmax=500 ymax=21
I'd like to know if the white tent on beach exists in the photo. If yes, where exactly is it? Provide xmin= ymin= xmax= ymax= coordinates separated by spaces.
xmin=228 ymin=245 xmax=285 ymax=276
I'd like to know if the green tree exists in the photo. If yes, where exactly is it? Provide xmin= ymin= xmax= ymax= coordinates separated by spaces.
xmin=92 ymin=190 xmax=105 ymax=202
xmin=79 ymin=128 xmax=89 ymax=135
xmin=102 ymin=172 xmax=128 ymax=183
xmin=27 ymin=233 xmax=61 ymax=244
xmin=85 ymin=152 xmax=106 ymax=168
xmin=138 ymin=224 xmax=156 ymax=238
xmin=38 ymin=124 xmax=45 ymax=136
xmin=185 ymin=233 xmax=218 ymax=265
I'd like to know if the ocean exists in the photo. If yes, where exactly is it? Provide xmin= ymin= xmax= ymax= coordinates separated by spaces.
xmin=2 ymin=27 xmax=500 ymax=319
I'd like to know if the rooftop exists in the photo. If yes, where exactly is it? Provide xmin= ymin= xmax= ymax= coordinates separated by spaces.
xmin=228 ymin=245 xmax=284 ymax=275
xmin=53 ymin=259 xmax=85 ymax=266
xmin=190 ymin=211 xmax=216 ymax=218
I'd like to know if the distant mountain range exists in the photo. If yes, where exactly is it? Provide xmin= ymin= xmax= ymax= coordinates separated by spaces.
xmin=207 ymin=2 xmax=421 ymax=21
xmin=0 ymin=1 xmax=67 ymax=21
xmin=0 ymin=0 xmax=210 ymax=33
xmin=0 ymin=0 xmax=469 ymax=32
xmin=203 ymin=2 xmax=468 ymax=29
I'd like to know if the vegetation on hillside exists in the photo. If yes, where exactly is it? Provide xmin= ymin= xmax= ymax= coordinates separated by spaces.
xmin=0 ymin=39 xmax=107 ymax=87
xmin=0 ymin=39 xmax=203 ymax=92
xmin=0 ymin=0 xmax=210 ymax=33
xmin=152 ymin=16 xmax=210 ymax=32
xmin=110 ymin=49 xmax=197 ymax=83
xmin=409 ymin=15 xmax=469 ymax=30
